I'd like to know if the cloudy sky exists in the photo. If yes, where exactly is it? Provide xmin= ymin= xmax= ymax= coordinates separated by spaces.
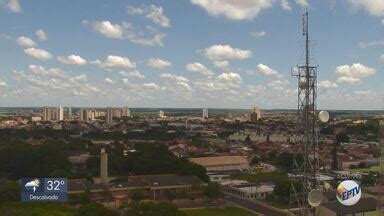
xmin=0 ymin=0 xmax=383 ymax=109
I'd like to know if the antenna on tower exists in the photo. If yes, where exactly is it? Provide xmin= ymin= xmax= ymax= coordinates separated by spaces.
xmin=289 ymin=9 xmax=320 ymax=216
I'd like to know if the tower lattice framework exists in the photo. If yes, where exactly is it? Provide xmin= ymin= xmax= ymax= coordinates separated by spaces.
xmin=289 ymin=10 xmax=320 ymax=216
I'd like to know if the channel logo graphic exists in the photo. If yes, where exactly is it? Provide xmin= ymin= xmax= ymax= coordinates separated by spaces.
xmin=336 ymin=180 xmax=361 ymax=206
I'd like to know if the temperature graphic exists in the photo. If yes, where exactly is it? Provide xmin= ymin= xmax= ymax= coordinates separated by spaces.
xmin=21 ymin=178 xmax=67 ymax=202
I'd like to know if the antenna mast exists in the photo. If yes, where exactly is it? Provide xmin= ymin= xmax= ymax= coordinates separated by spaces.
xmin=290 ymin=10 xmax=319 ymax=216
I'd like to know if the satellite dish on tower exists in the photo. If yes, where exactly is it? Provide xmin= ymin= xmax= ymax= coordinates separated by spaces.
xmin=318 ymin=110 xmax=330 ymax=123
xmin=308 ymin=189 xmax=323 ymax=207
xmin=324 ymin=182 xmax=331 ymax=191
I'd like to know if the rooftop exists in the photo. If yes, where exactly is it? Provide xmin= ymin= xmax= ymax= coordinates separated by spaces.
xmin=190 ymin=156 xmax=248 ymax=166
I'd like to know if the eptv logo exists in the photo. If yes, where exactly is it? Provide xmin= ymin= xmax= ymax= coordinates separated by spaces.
xmin=336 ymin=180 xmax=361 ymax=206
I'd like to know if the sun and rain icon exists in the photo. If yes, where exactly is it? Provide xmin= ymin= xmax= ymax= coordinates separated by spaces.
xmin=24 ymin=179 xmax=40 ymax=192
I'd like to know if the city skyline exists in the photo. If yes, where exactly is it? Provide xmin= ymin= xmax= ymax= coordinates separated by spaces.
xmin=0 ymin=0 xmax=383 ymax=110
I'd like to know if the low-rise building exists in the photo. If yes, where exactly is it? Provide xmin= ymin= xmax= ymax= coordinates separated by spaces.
xmin=190 ymin=156 xmax=249 ymax=172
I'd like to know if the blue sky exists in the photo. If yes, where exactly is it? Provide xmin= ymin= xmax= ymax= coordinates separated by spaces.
xmin=0 ymin=0 xmax=383 ymax=109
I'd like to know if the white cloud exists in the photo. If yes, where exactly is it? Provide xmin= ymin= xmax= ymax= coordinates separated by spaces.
xmin=0 ymin=78 xmax=6 ymax=87
xmin=147 ymin=58 xmax=172 ymax=69
xmin=359 ymin=40 xmax=384 ymax=48
xmin=126 ymin=25 xmax=166 ymax=46
xmin=92 ymin=55 xmax=136 ymax=69
xmin=250 ymin=31 xmax=266 ymax=38
xmin=348 ymin=0 xmax=384 ymax=17
xmin=35 ymin=29 xmax=48 ymax=41
xmin=281 ymin=0 xmax=292 ymax=11
xmin=335 ymin=63 xmax=376 ymax=85
xmin=267 ymin=79 xmax=289 ymax=90
xmin=1 ymin=0 xmax=21 ymax=13
xmin=186 ymin=62 xmax=214 ymax=76
xmin=337 ymin=76 xmax=361 ymax=84
xmin=336 ymin=63 xmax=376 ymax=78
xmin=127 ymin=5 xmax=170 ymax=28
xmin=92 ymin=21 xmax=123 ymax=39
xmin=90 ymin=20 xmax=166 ymax=46
xmin=12 ymin=66 xmax=99 ymax=98
xmin=120 ymin=70 xmax=145 ymax=79
xmin=142 ymin=82 xmax=159 ymax=90
xmin=380 ymin=54 xmax=384 ymax=61
xmin=57 ymin=55 xmax=87 ymax=65
xmin=200 ymin=44 xmax=252 ymax=62
xmin=24 ymin=48 xmax=52 ymax=60
xmin=295 ymin=0 xmax=309 ymax=7
xmin=104 ymin=77 xmax=115 ymax=84
xmin=16 ymin=36 xmax=37 ymax=48
xmin=0 ymin=34 xmax=11 ymax=40
xmin=190 ymin=0 xmax=274 ymax=20
xmin=217 ymin=72 xmax=242 ymax=84
xmin=176 ymin=82 xmax=192 ymax=91
xmin=255 ymin=63 xmax=279 ymax=76
xmin=318 ymin=80 xmax=338 ymax=89
xmin=212 ymin=60 xmax=230 ymax=68
xmin=159 ymin=73 xmax=189 ymax=82
xmin=354 ymin=90 xmax=371 ymax=98
xmin=28 ymin=65 xmax=68 ymax=78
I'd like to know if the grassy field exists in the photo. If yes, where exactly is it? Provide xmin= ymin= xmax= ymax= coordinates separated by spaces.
xmin=231 ymin=172 xmax=288 ymax=183
xmin=183 ymin=207 xmax=257 ymax=216
xmin=350 ymin=165 xmax=379 ymax=172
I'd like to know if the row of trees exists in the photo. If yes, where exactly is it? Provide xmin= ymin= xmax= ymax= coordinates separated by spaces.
xmin=87 ymin=142 xmax=209 ymax=182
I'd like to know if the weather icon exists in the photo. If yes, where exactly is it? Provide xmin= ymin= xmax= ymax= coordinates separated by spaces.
xmin=25 ymin=179 xmax=40 ymax=192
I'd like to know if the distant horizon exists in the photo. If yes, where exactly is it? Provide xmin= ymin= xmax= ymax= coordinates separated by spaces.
xmin=0 ymin=106 xmax=383 ymax=112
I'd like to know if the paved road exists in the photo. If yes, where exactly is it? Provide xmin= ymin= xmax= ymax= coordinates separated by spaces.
xmin=224 ymin=193 xmax=289 ymax=216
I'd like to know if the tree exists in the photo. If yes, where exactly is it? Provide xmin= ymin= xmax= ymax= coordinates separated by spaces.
xmin=251 ymin=156 xmax=260 ymax=165
xmin=204 ymin=182 xmax=221 ymax=200
xmin=244 ymin=135 xmax=252 ymax=145
xmin=358 ymin=162 xmax=368 ymax=169
xmin=361 ymin=173 xmax=376 ymax=186
xmin=76 ymin=202 xmax=118 ymax=216
xmin=124 ymin=202 xmax=185 ymax=216
xmin=131 ymin=190 xmax=144 ymax=202
xmin=0 ymin=179 xmax=19 ymax=203
xmin=165 ymin=189 xmax=176 ymax=202
xmin=274 ymin=180 xmax=302 ymax=202
xmin=331 ymin=143 xmax=338 ymax=170
xmin=79 ymin=189 xmax=91 ymax=204
xmin=336 ymin=133 xmax=349 ymax=144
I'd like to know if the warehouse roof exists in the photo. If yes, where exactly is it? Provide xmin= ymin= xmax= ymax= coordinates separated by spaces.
xmin=190 ymin=156 xmax=248 ymax=167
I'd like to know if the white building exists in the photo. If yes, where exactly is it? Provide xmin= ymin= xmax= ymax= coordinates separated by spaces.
xmin=190 ymin=156 xmax=249 ymax=172
xmin=57 ymin=106 xmax=64 ymax=121
xmin=31 ymin=116 xmax=42 ymax=122
xmin=250 ymin=106 xmax=261 ymax=121
xmin=106 ymin=107 xmax=113 ymax=125
xmin=203 ymin=108 xmax=208 ymax=119
xmin=122 ymin=106 xmax=131 ymax=117
xmin=79 ymin=109 xmax=88 ymax=121
xmin=43 ymin=107 xmax=50 ymax=121
xmin=223 ymin=183 xmax=275 ymax=200
xmin=158 ymin=110 xmax=165 ymax=118
xmin=68 ymin=107 xmax=72 ymax=121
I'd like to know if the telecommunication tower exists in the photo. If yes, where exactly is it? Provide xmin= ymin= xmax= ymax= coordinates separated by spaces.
xmin=289 ymin=10 xmax=319 ymax=216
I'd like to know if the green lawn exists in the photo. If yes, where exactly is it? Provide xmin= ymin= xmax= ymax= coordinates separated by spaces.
xmin=231 ymin=172 xmax=288 ymax=183
xmin=350 ymin=165 xmax=379 ymax=172
xmin=0 ymin=202 xmax=74 ymax=216
xmin=183 ymin=207 xmax=257 ymax=216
